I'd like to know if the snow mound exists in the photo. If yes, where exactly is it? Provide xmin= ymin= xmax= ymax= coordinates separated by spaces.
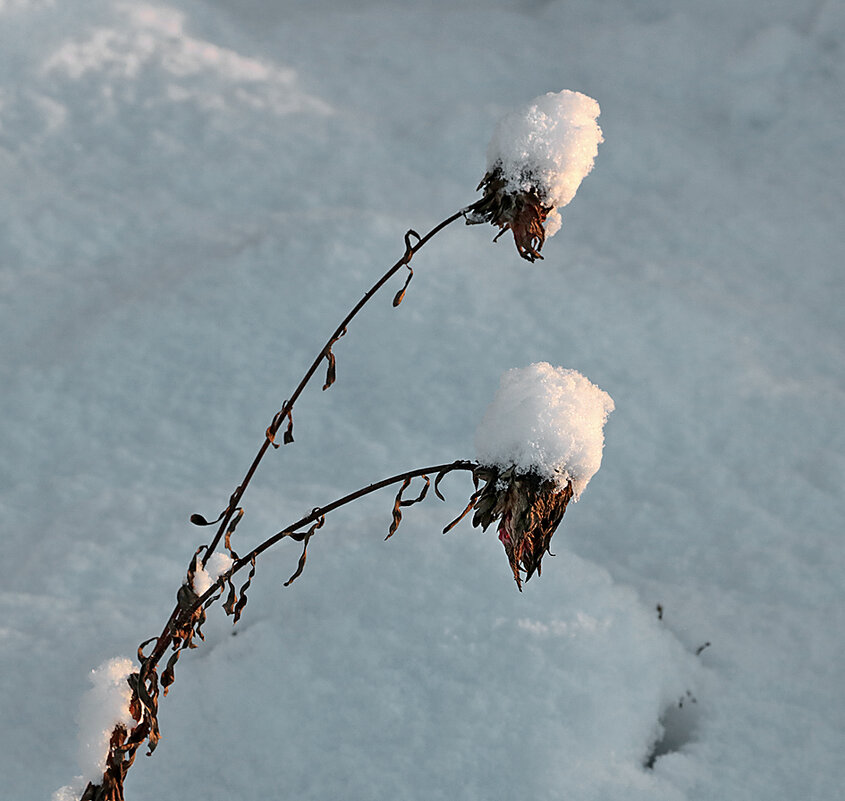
xmin=475 ymin=363 xmax=614 ymax=498
xmin=486 ymin=90 xmax=603 ymax=236
xmin=40 ymin=3 xmax=332 ymax=119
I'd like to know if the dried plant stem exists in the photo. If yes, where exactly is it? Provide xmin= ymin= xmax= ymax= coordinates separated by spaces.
xmin=82 ymin=461 xmax=476 ymax=801
xmin=144 ymin=460 xmax=476 ymax=678
xmin=202 ymin=204 xmax=478 ymax=567
xmin=79 ymin=201 xmax=482 ymax=800
xmin=133 ymin=205 xmax=477 ymax=725
xmin=143 ymin=201 xmax=481 ymax=692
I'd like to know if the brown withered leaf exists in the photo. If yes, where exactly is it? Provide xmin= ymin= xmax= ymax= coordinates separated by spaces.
xmin=222 ymin=577 xmax=238 ymax=617
xmin=160 ymin=650 xmax=181 ymax=693
xmin=385 ymin=477 xmax=411 ymax=539
xmin=224 ymin=508 xmax=244 ymax=555
xmin=232 ymin=555 xmax=257 ymax=623
xmin=322 ymin=347 xmax=337 ymax=391
xmin=182 ymin=545 xmax=205 ymax=607
xmin=266 ymin=410 xmax=283 ymax=448
xmin=442 ymin=489 xmax=483 ymax=534
xmin=283 ymin=408 xmax=294 ymax=444
xmin=403 ymin=228 xmax=421 ymax=256
xmin=392 ymin=264 xmax=414 ymax=307
xmin=285 ymin=514 xmax=325 ymax=586
xmin=433 ymin=469 xmax=450 ymax=501
xmin=401 ymin=474 xmax=430 ymax=507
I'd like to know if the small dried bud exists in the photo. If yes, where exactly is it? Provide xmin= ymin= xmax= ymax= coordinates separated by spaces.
xmin=472 ymin=465 xmax=573 ymax=590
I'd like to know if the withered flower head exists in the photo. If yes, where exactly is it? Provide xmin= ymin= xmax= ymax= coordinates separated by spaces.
xmin=466 ymin=90 xmax=603 ymax=262
xmin=472 ymin=363 xmax=614 ymax=589
xmin=471 ymin=465 xmax=574 ymax=590
xmin=466 ymin=166 xmax=552 ymax=262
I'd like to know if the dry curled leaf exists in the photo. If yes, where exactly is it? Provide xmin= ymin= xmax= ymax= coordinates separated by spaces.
xmin=442 ymin=490 xmax=482 ymax=534
xmin=222 ymin=577 xmax=238 ymax=617
xmin=434 ymin=469 xmax=449 ymax=501
xmin=283 ymin=409 xmax=294 ymax=444
xmin=285 ymin=514 xmax=325 ymax=586
xmin=224 ymin=508 xmax=244 ymax=556
xmin=232 ymin=556 xmax=257 ymax=623
xmin=322 ymin=347 xmax=337 ymax=390
xmin=392 ymin=264 xmax=414 ymax=307
xmin=386 ymin=477 xmax=412 ymax=539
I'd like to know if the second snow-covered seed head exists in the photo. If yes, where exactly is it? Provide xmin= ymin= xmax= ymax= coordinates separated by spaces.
xmin=472 ymin=363 xmax=614 ymax=588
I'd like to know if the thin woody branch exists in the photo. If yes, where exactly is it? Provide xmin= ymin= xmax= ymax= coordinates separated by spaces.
xmin=132 ymin=205 xmax=482 ymax=747
xmin=201 ymin=204 xmax=480 ymax=566
xmin=170 ymin=460 xmax=476 ymax=664
xmin=80 ymin=459 xmax=476 ymax=801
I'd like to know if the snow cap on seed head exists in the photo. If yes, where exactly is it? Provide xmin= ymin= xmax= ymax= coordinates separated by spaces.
xmin=475 ymin=362 xmax=614 ymax=499
xmin=470 ymin=364 xmax=613 ymax=589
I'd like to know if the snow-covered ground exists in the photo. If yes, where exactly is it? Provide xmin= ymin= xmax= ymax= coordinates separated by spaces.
xmin=2 ymin=0 xmax=843 ymax=798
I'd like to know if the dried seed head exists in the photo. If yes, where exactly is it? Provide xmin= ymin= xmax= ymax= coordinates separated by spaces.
xmin=466 ymin=166 xmax=552 ymax=262
xmin=472 ymin=465 xmax=574 ymax=590
xmin=467 ymin=90 xmax=603 ymax=262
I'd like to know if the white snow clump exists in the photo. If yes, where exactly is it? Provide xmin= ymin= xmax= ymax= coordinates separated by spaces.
xmin=475 ymin=363 xmax=614 ymax=499
xmin=486 ymin=90 xmax=603 ymax=237
xmin=77 ymin=656 xmax=136 ymax=783
xmin=192 ymin=551 xmax=234 ymax=596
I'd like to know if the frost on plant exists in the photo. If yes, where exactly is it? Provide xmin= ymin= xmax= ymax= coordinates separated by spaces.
xmin=472 ymin=363 xmax=613 ymax=588
xmin=467 ymin=90 xmax=603 ymax=261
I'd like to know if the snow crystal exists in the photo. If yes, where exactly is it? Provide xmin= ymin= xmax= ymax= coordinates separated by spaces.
xmin=475 ymin=363 xmax=614 ymax=498
xmin=192 ymin=551 xmax=234 ymax=596
xmin=486 ymin=90 xmax=603 ymax=236
xmin=76 ymin=656 xmax=136 ymax=784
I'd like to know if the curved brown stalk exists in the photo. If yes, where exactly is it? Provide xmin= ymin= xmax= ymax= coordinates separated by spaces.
xmin=202 ymin=203 xmax=479 ymax=565
xmin=147 ymin=460 xmax=476 ymax=671
xmin=81 ymin=461 xmax=477 ymax=801
xmin=138 ymin=204 xmax=480 ymax=708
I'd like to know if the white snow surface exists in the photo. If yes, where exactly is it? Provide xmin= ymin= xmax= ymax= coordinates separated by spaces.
xmin=475 ymin=363 xmax=614 ymax=498
xmin=486 ymin=89 xmax=603 ymax=236
xmin=1 ymin=1 xmax=843 ymax=800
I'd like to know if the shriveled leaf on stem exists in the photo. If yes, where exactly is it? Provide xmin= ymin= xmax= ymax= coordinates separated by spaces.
xmin=232 ymin=556 xmax=257 ymax=623
xmin=386 ymin=474 xmax=431 ymax=539
xmin=285 ymin=514 xmax=326 ymax=586
xmin=322 ymin=347 xmax=337 ymax=390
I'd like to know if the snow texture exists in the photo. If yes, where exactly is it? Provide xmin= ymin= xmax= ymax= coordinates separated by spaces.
xmin=486 ymin=89 xmax=603 ymax=236
xmin=70 ymin=657 xmax=135 ymax=788
xmin=192 ymin=552 xmax=234 ymax=596
xmin=1 ymin=1 xmax=843 ymax=800
xmin=475 ymin=363 xmax=614 ymax=498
